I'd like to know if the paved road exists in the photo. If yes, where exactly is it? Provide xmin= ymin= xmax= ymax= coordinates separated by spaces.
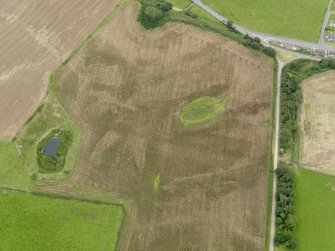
xmin=192 ymin=0 xmax=335 ymax=53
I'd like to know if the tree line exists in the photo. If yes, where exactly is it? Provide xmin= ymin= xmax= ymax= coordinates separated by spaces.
xmin=274 ymin=163 xmax=297 ymax=249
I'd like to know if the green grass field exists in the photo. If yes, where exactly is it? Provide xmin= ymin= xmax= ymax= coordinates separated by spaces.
xmin=203 ymin=0 xmax=329 ymax=42
xmin=0 ymin=142 xmax=31 ymax=190
xmin=331 ymin=1 xmax=335 ymax=11
xmin=0 ymin=190 xmax=124 ymax=251
xmin=179 ymin=96 xmax=229 ymax=126
xmin=167 ymin=0 xmax=191 ymax=9
xmin=294 ymin=168 xmax=335 ymax=251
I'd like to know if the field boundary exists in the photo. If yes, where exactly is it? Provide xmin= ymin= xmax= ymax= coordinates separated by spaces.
xmin=264 ymin=60 xmax=278 ymax=251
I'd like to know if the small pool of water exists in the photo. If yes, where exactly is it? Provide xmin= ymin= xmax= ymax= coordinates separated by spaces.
xmin=43 ymin=137 xmax=61 ymax=161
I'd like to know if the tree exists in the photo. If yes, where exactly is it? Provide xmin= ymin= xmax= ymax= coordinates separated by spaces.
xmin=286 ymin=215 xmax=296 ymax=231
xmin=145 ymin=7 xmax=164 ymax=22
xmin=320 ymin=58 xmax=330 ymax=68
xmin=287 ymin=239 xmax=297 ymax=250
xmin=263 ymin=47 xmax=276 ymax=58
xmin=156 ymin=2 xmax=172 ymax=12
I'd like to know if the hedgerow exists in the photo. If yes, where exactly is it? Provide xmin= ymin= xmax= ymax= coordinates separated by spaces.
xmin=274 ymin=163 xmax=297 ymax=249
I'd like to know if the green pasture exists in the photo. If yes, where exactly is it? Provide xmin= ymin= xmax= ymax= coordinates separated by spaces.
xmin=0 ymin=142 xmax=31 ymax=190
xmin=0 ymin=190 xmax=124 ymax=251
xmin=294 ymin=168 xmax=335 ymax=251
xmin=203 ymin=0 xmax=329 ymax=42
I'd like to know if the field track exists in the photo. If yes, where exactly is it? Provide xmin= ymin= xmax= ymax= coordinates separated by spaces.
xmin=0 ymin=0 xmax=117 ymax=138
xmin=38 ymin=3 xmax=274 ymax=250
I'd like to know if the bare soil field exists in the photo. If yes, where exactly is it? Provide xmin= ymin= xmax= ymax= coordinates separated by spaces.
xmin=300 ymin=71 xmax=335 ymax=175
xmin=39 ymin=3 xmax=273 ymax=250
xmin=0 ymin=0 xmax=117 ymax=139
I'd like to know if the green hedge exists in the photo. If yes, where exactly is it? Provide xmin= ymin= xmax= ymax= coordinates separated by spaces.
xmin=37 ymin=129 xmax=73 ymax=173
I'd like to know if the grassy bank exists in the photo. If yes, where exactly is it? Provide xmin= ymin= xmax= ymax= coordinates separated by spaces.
xmin=0 ymin=190 xmax=124 ymax=251
xmin=203 ymin=0 xmax=329 ymax=42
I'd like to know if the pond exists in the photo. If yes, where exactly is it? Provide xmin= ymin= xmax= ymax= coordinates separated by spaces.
xmin=43 ymin=137 xmax=61 ymax=161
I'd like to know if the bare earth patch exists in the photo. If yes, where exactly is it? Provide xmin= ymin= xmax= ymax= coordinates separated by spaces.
xmin=0 ymin=0 xmax=117 ymax=138
xmin=301 ymin=71 xmax=335 ymax=175
xmin=39 ymin=3 xmax=273 ymax=251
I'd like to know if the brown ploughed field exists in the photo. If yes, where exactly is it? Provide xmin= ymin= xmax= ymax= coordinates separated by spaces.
xmin=0 ymin=0 xmax=117 ymax=138
xmin=39 ymin=3 xmax=273 ymax=250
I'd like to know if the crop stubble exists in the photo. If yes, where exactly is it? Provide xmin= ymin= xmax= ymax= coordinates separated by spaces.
xmin=39 ymin=3 xmax=273 ymax=251
xmin=0 ymin=0 xmax=117 ymax=138
xmin=300 ymin=71 xmax=335 ymax=175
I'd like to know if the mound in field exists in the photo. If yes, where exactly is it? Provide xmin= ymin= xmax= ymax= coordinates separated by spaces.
xmin=39 ymin=3 xmax=273 ymax=250
xmin=300 ymin=71 xmax=335 ymax=175
xmin=179 ymin=96 xmax=229 ymax=126
xmin=0 ymin=0 xmax=117 ymax=139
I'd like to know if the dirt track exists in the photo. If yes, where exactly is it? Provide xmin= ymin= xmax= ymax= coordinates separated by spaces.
xmin=0 ymin=0 xmax=117 ymax=138
xmin=38 ymin=3 xmax=273 ymax=250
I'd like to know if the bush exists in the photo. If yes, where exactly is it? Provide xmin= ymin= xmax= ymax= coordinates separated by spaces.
xmin=320 ymin=58 xmax=335 ymax=69
xmin=227 ymin=20 xmax=235 ymax=30
xmin=263 ymin=47 xmax=276 ymax=58
xmin=320 ymin=58 xmax=330 ymax=68
xmin=243 ymin=35 xmax=262 ymax=50
xmin=138 ymin=5 xmax=167 ymax=29
xmin=184 ymin=9 xmax=198 ymax=19
xmin=156 ymin=2 xmax=172 ymax=12
xmin=145 ymin=6 xmax=164 ymax=21
xmin=287 ymin=239 xmax=297 ymax=249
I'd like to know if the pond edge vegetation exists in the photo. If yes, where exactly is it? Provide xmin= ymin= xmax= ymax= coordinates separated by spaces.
xmin=37 ymin=129 xmax=73 ymax=173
